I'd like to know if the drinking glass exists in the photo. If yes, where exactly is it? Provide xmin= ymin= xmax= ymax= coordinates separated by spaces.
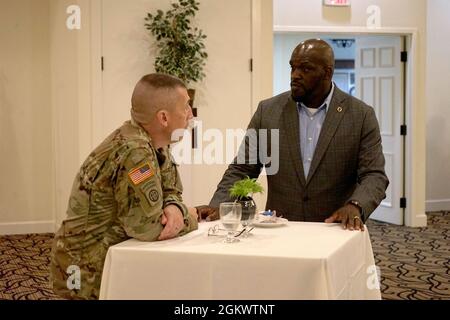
xmin=219 ymin=202 xmax=242 ymax=243
xmin=240 ymin=199 xmax=256 ymax=236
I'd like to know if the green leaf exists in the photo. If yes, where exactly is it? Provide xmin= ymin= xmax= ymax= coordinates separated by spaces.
xmin=229 ymin=176 xmax=264 ymax=200
xmin=144 ymin=0 xmax=207 ymax=85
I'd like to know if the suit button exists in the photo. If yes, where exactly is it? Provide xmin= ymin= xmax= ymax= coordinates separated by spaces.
xmin=303 ymin=196 xmax=309 ymax=201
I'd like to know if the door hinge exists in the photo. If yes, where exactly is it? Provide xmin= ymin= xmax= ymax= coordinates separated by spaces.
xmin=401 ymin=51 xmax=407 ymax=62
xmin=101 ymin=56 xmax=104 ymax=71
xmin=400 ymin=124 xmax=407 ymax=136
xmin=249 ymin=58 xmax=253 ymax=72
xmin=400 ymin=197 xmax=407 ymax=208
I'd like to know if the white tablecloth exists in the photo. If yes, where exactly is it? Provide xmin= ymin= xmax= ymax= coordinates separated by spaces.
xmin=99 ymin=221 xmax=381 ymax=300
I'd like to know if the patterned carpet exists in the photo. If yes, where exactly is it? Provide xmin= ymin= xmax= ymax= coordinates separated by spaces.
xmin=366 ymin=211 xmax=449 ymax=300
xmin=0 ymin=211 xmax=449 ymax=300
xmin=0 ymin=233 xmax=59 ymax=300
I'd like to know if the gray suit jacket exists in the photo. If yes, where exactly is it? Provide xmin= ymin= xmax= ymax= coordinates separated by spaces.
xmin=210 ymin=87 xmax=389 ymax=222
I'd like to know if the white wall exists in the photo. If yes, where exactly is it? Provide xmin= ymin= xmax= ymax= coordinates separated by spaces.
xmin=50 ymin=0 xmax=92 ymax=228
xmin=425 ymin=0 xmax=450 ymax=211
xmin=273 ymin=0 xmax=428 ymax=226
xmin=0 ymin=0 xmax=94 ymax=233
xmin=0 ymin=0 xmax=54 ymax=234
xmin=274 ymin=0 xmax=426 ymax=28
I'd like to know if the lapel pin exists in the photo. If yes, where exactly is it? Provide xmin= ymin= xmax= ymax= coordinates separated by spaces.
xmin=337 ymin=106 xmax=343 ymax=113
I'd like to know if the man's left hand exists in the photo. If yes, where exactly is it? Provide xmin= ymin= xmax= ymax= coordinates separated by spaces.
xmin=196 ymin=205 xmax=219 ymax=221
xmin=325 ymin=204 xmax=365 ymax=231
xmin=158 ymin=204 xmax=185 ymax=240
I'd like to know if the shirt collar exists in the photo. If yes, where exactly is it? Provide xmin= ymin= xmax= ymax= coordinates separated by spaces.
xmin=299 ymin=82 xmax=335 ymax=113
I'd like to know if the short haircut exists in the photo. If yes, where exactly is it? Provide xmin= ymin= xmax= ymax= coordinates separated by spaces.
xmin=131 ymin=73 xmax=187 ymax=124
xmin=139 ymin=73 xmax=186 ymax=91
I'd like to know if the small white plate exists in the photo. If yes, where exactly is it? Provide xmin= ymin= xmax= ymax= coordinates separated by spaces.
xmin=252 ymin=217 xmax=288 ymax=228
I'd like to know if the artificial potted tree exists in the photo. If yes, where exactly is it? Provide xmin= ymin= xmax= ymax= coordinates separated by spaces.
xmin=144 ymin=0 xmax=207 ymax=108
xmin=229 ymin=176 xmax=264 ymax=227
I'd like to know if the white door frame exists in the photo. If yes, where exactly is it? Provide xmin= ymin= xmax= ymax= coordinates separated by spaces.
xmin=273 ymin=26 xmax=426 ymax=227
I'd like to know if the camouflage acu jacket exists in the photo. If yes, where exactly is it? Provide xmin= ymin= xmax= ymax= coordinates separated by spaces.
xmin=50 ymin=119 xmax=198 ymax=299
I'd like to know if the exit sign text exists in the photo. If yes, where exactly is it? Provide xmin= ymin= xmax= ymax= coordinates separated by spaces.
xmin=323 ymin=0 xmax=351 ymax=6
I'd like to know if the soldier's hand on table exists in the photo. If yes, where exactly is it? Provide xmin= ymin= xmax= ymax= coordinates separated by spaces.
xmin=158 ymin=204 xmax=185 ymax=240
xmin=324 ymin=204 xmax=365 ymax=231
xmin=188 ymin=207 xmax=199 ymax=222
xmin=196 ymin=205 xmax=219 ymax=221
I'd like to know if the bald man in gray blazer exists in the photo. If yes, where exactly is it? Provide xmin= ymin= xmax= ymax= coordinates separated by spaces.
xmin=199 ymin=39 xmax=388 ymax=231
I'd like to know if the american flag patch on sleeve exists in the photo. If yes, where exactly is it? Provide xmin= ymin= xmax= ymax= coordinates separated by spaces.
xmin=128 ymin=163 xmax=154 ymax=185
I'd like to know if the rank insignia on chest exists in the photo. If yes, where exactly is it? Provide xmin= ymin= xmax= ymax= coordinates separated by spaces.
xmin=128 ymin=163 xmax=154 ymax=185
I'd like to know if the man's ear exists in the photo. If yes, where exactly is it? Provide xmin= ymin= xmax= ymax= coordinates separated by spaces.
xmin=156 ymin=109 xmax=169 ymax=127
xmin=324 ymin=66 xmax=334 ymax=81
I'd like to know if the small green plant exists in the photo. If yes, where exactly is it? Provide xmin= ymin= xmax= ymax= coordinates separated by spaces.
xmin=144 ymin=0 xmax=207 ymax=86
xmin=229 ymin=176 xmax=264 ymax=200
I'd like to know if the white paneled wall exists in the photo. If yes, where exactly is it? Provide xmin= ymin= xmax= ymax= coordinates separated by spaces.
xmin=0 ymin=0 xmax=54 ymax=234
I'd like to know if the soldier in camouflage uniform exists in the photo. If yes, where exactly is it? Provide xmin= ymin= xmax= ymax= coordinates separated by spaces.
xmin=50 ymin=74 xmax=198 ymax=299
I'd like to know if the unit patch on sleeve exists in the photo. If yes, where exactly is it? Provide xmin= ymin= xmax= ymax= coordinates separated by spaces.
xmin=128 ymin=163 xmax=154 ymax=185
xmin=148 ymin=189 xmax=160 ymax=202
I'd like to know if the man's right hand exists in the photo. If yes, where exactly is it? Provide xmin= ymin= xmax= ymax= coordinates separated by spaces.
xmin=187 ymin=207 xmax=199 ymax=222
xmin=158 ymin=204 xmax=185 ymax=240
xmin=196 ymin=205 xmax=219 ymax=221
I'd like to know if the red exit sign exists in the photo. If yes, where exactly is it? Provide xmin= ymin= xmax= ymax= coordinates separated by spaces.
xmin=323 ymin=0 xmax=351 ymax=6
